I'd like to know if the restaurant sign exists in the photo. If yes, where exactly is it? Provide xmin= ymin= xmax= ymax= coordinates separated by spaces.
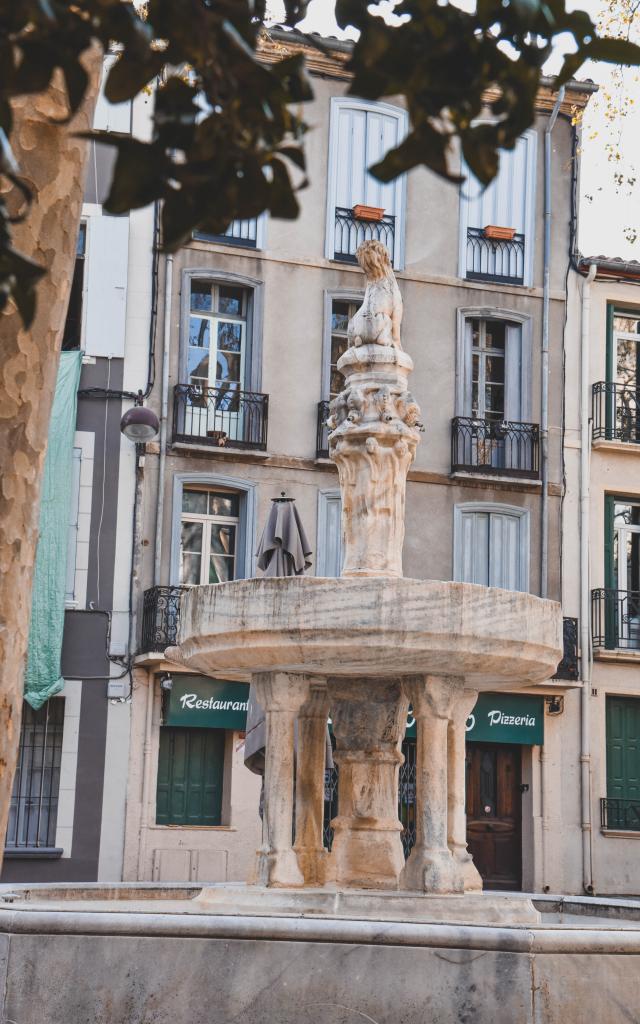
xmin=405 ymin=692 xmax=544 ymax=745
xmin=165 ymin=675 xmax=249 ymax=731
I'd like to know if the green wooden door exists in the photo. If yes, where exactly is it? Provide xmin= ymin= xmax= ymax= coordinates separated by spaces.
xmin=156 ymin=727 xmax=225 ymax=826
xmin=606 ymin=696 xmax=640 ymax=829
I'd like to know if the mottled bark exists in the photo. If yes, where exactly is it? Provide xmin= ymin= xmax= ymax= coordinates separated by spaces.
xmin=0 ymin=52 xmax=101 ymax=867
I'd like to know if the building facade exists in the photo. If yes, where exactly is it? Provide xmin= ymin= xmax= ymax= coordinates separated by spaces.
xmin=122 ymin=33 xmax=594 ymax=894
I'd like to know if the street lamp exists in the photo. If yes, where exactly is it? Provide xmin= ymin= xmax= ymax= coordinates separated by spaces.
xmin=120 ymin=390 xmax=160 ymax=442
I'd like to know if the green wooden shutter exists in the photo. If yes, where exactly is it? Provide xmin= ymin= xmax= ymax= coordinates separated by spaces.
xmin=606 ymin=696 xmax=640 ymax=828
xmin=156 ymin=727 xmax=225 ymax=826
xmin=604 ymin=494 xmax=616 ymax=649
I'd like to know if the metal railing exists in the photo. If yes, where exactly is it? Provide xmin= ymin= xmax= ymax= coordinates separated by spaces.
xmin=592 ymin=588 xmax=640 ymax=650
xmin=451 ymin=417 xmax=540 ymax=478
xmin=6 ymin=699 xmax=64 ymax=851
xmin=322 ymin=739 xmax=417 ymax=857
xmin=553 ymin=617 xmax=579 ymax=681
xmin=601 ymin=797 xmax=640 ymax=831
xmin=140 ymin=585 xmax=187 ymax=653
xmin=333 ymin=207 xmax=395 ymax=264
xmin=592 ymin=381 xmax=640 ymax=443
xmin=194 ymin=217 xmax=258 ymax=248
xmin=317 ymin=400 xmax=330 ymax=459
xmin=173 ymin=383 xmax=268 ymax=451
xmin=465 ymin=227 xmax=525 ymax=285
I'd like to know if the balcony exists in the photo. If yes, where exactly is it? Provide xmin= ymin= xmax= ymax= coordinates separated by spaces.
xmin=592 ymin=381 xmax=640 ymax=443
xmin=601 ymin=797 xmax=640 ymax=831
xmin=553 ymin=616 xmax=579 ymax=681
xmin=333 ymin=207 xmax=395 ymax=264
xmin=317 ymin=400 xmax=330 ymax=459
xmin=592 ymin=588 xmax=640 ymax=651
xmin=451 ymin=417 xmax=540 ymax=479
xmin=173 ymin=384 xmax=268 ymax=451
xmin=140 ymin=585 xmax=187 ymax=653
xmin=194 ymin=217 xmax=259 ymax=249
xmin=465 ymin=227 xmax=525 ymax=286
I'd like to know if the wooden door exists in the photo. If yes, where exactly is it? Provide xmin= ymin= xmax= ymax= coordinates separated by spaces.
xmin=466 ymin=742 xmax=522 ymax=890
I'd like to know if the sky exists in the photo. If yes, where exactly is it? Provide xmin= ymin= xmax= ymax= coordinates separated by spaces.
xmin=268 ymin=0 xmax=640 ymax=260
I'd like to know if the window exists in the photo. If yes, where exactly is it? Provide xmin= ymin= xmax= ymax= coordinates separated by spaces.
xmin=6 ymin=700 xmax=64 ymax=851
xmin=603 ymin=496 xmax=640 ymax=649
xmin=459 ymin=130 xmax=536 ymax=287
xmin=171 ymin=474 xmax=257 ymax=585
xmin=596 ymin=308 xmax=640 ymax=443
xmin=325 ymin=98 xmax=407 ymax=268
xmin=156 ymin=726 xmax=225 ymax=826
xmin=327 ymin=299 xmax=359 ymax=400
xmin=454 ymin=311 xmax=537 ymax=477
xmin=179 ymin=487 xmax=239 ymax=585
xmin=62 ymin=225 xmax=86 ymax=351
xmin=454 ymin=503 xmax=529 ymax=592
xmin=194 ymin=217 xmax=266 ymax=250
xmin=188 ymin=280 xmax=247 ymax=395
xmin=317 ymin=490 xmax=342 ymax=577
xmin=605 ymin=696 xmax=640 ymax=830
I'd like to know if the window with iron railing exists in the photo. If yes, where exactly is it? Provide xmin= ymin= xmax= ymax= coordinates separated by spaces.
xmin=6 ymin=700 xmax=64 ymax=853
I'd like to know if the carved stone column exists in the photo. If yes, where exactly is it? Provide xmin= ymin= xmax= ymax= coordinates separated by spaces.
xmin=328 ymin=343 xmax=422 ymax=578
xmin=327 ymin=676 xmax=408 ymax=889
xmin=293 ymin=679 xmax=330 ymax=886
xmin=402 ymin=675 xmax=463 ymax=894
xmin=448 ymin=687 xmax=483 ymax=892
xmin=253 ymin=672 xmax=308 ymax=888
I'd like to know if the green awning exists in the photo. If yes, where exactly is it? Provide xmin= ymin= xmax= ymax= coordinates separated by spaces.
xmin=405 ymin=692 xmax=544 ymax=745
xmin=24 ymin=351 xmax=82 ymax=710
xmin=164 ymin=675 xmax=250 ymax=730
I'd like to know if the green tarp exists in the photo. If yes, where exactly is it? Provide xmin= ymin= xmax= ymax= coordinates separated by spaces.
xmin=24 ymin=350 xmax=82 ymax=710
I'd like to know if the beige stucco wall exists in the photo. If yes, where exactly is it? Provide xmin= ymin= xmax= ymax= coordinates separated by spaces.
xmin=123 ymin=72 xmax=579 ymax=886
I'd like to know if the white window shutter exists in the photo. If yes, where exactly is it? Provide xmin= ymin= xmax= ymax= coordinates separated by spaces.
xmin=455 ymin=504 xmax=529 ymax=592
xmin=94 ymin=56 xmax=132 ymax=133
xmin=317 ymin=492 xmax=342 ymax=577
xmin=504 ymin=323 xmax=523 ymax=421
xmin=84 ymin=215 xmax=129 ymax=358
xmin=65 ymin=448 xmax=82 ymax=603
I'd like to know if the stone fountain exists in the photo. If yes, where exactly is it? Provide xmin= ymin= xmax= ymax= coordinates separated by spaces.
xmin=2 ymin=242 xmax=640 ymax=1024
xmin=168 ymin=239 xmax=561 ymax=904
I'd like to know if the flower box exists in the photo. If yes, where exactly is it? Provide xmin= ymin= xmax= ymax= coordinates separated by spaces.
xmin=483 ymin=225 xmax=516 ymax=241
xmin=352 ymin=204 xmax=385 ymax=222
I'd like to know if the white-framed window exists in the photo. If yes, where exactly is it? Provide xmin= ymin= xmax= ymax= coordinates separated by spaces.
xmin=187 ymin=279 xmax=248 ymax=395
xmin=316 ymin=489 xmax=342 ymax=578
xmin=179 ymin=487 xmax=240 ymax=585
xmin=194 ymin=215 xmax=267 ymax=251
xmin=453 ymin=502 xmax=530 ymax=592
xmin=456 ymin=310 xmax=531 ymax=423
xmin=458 ymin=129 xmax=537 ymax=287
xmin=170 ymin=473 xmax=258 ymax=584
xmin=325 ymin=97 xmax=408 ymax=269
xmin=322 ymin=292 xmax=362 ymax=401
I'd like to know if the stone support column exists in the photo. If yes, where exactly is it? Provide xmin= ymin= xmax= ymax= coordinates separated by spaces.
xmin=253 ymin=672 xmax=308 ymax=888
xmin=293 ymin=679 xmax=330 ymax=885
xmin=402 ymin=675 xmax=463 ymax=894
xmin=448 ymin=687 xmax=483 ymax=892
xmin=327 ymin=676 xmax=408 ymax=889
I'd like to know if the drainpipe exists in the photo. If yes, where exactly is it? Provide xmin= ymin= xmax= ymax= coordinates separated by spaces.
xmin=154 ymin=254 xmax=173 ymax=586
xmin=540 ymin=86 xmax=565 ymax=598
xmin=580 ymin=263 xmax=597 ymax=894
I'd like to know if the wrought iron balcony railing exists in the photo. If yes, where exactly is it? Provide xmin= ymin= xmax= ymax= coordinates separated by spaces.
xmin=591 ymin=588 xmax=640 ymax=650
xmin=465 ymin=227 xmax=525 ymax=285
xmin=333 ymin=207 xmax=395 ymax=264
xmin=194 ymin=217 xmax=259 ymax=248
xmin=553 ymin=617 xmax=579 ymax=681
xmin=317 ymin=400 xmax=330 ymax=459
xmin=140 ymin=585 xmax=187 ymax=653
xmin=601 ymin=797 xmax=640 ymax=831
xmin=173 ymin=383 xmax=268 ymax=451
xmin=592 ymin=381 xmax=640 ymax=443
xmin=451 ymin=417 xmax=540 ymax=479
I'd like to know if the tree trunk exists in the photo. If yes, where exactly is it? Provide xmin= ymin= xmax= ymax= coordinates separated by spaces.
xmin=0 ymin=51 xmax=102 ymax=869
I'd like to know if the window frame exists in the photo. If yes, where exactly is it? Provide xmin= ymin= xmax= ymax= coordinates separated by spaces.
xmin=170 ymin=473 xmax=258 ymax=585
xmin=322 ymin=289 xmax=363 ymax=401
xmin=180 ymin=268 xmax=264 ymax=393
xmin=5 ymin=698 xmax=65 ymax=854
xmin=193 ymin=213 xmax=267 ymax=252
xmin=457 ymin=127 xmax=537 ymax=288
xmin=179 ymin=486 xmax=240 ymax=586
xmin=453 ymin=501 xmax=530 ymax=592
xmin=455 ymin=307 xmax=533 ymax=423
xmin=324 ymin=96 xmax=408 ymax=271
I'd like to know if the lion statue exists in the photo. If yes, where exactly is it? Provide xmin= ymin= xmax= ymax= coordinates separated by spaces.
xmin=347 ymin=240 xmax=403 ymax=350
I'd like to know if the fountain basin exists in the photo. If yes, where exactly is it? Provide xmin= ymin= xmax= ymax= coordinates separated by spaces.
xmin=167 ymin=576 xmax=562 ymax=689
